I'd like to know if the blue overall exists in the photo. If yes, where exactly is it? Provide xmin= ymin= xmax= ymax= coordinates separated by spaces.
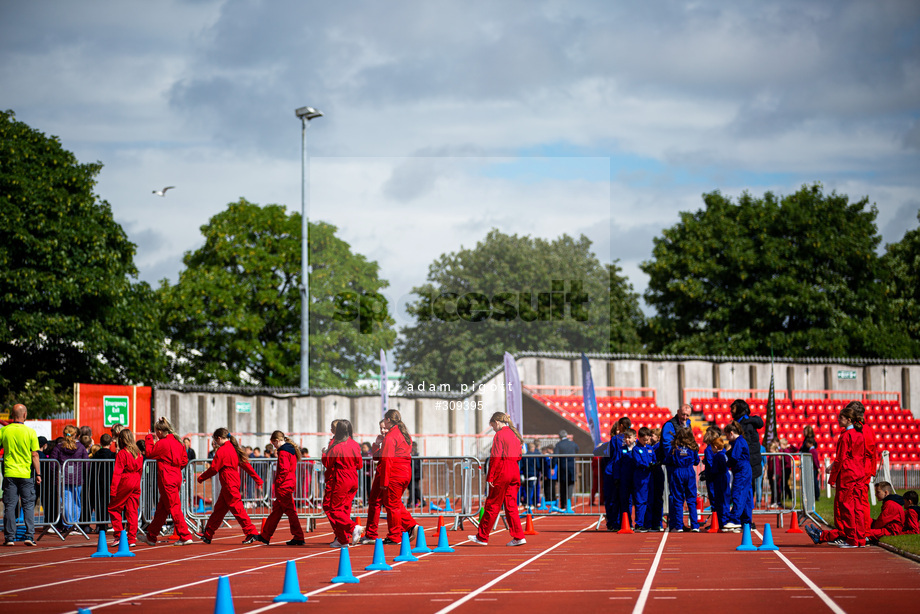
xmin=631 ymin=444 xmax=654 ymax=529
xmin=726 ymin=436 xmax=754 ymax=525
xmin=665 ymin=445 xmax=700 ymax=530
xmin=703 ymin=446 xmax=730 ymax=529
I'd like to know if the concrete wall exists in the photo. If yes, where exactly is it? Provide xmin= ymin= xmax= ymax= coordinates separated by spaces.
xmin=156 ymin=355 xmax=920 ymax=459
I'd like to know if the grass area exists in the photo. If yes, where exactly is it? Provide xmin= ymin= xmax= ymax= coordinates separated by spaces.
xmin=812 ymin=489 xmax=920 ymax=556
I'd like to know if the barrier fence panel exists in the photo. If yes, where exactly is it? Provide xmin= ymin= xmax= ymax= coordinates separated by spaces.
xmin=0 ymin=459 xmax=63 ymax=541
xmin=59 ymin=458 xmax=117 ymax=539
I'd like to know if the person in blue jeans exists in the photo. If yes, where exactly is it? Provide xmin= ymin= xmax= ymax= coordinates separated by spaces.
xmin=1 ymin=404 xmax=42 ymax=546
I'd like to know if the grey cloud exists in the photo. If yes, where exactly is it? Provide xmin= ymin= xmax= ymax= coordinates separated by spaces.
xmin=882 ymin=199 xmax=920 ymax=247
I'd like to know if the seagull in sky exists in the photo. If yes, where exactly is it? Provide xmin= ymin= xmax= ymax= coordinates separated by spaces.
xmin=152 ymin=186 xmax=175 ymax=197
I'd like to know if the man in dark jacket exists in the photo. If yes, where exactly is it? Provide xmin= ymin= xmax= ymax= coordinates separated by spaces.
xmin=731 ymin=399 xmax=764 ymax=522
xmin=554 ymin=430 xmax=579 ymax=511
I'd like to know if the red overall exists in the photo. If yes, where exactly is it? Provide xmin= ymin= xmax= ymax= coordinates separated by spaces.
xmin=144 ymin=433 xmax=193 ymax=541
xmin=867 ymin=495 xmax=905 ymax=540
xmin=820 ymin=427 xmax=867 ymax=546
xmin=477 ymin=426 xmax=525 ymax=542
xmin=198 ymin=441 xmax=263 ymax=539
xmin=363 ymin=435 xmax=385 ymax=540
xmin=904 ymin=506 xmax=920 ymax=534
xmin=260 ymin=443 xmax=305 ymax=542
xmin=322 ymin=438 xmax=362 ymax=544
xmin=377 ymin=428 xmax=418 ymax=540
xmin=108 ymin=448 xmax=143 ymax=543
xmin=860 ymin=423 xmax=878 ymax=531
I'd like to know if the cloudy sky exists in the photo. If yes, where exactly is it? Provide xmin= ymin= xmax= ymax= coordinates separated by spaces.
xmin=3 ymin=0 xmax=919 ymax=332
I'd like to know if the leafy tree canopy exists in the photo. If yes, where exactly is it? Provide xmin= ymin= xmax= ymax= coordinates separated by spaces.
xmin=640 ymin=184 xmax=914 ymax=358
xmin=158 ymin=199 xmax=396 ymax=388
xmin=396 ymin=229 xmax=643 ymax=389
xmin=0 ymin=110 xmax=165 ymax=415
xmin=882 ymin=210 xmax=920 ymax=352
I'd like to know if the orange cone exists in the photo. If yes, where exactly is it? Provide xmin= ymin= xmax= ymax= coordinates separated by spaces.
xmin=708 ymin=511 xmax=720 ymax=533
xmin=523 ymin=513 xmax=538 ymax=536
xmin=786 ymin=511 xmax=804 ymax=534
xmin=436 ymin=515 xmax=444 ymax=532
xmin=617 ymin=512 xmax=633 ymax=534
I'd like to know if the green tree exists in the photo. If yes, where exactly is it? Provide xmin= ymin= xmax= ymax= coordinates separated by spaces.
xmin=0 ymin=111 xmax=165 ymax=416
xmin=395 ymin=229 xmax=643 ymax=389
xmin=640 ymin=184 xmax=913 ymax=357
xmin=158 ymin=199 xmax=395 ymax=388
xmin=882 ymin=210 xmax=920 ymax=353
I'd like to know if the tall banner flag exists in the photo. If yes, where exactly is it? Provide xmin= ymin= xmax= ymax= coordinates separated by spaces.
xmin=764 ymin=356 xmax=778 ymax=447
xmin=380 ymin=349 xmax=388 ymax=418
xmin=503 ymin=352 xmax=523 ymax=434
xmin=581 ymin=353 xmax=602 ymax=447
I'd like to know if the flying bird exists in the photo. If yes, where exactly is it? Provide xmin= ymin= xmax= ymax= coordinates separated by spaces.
xmin=152 ymin=186 xmax=175 ymax=197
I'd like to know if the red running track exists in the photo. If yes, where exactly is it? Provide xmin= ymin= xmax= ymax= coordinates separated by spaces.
xmin=0 ymin=516 xmax=917 ymax=613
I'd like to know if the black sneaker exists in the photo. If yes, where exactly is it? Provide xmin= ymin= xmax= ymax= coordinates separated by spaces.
xmin=382 ymin=538 xmax=399 ymax=545
xmin=803 ymin=525 xmax=822 ymax=545
xmin=252 ymin=534 xmax=269 ymax=545
xmin=242 ymin=534 xmax=259 ymax=544
xmin=286 ymin=538 xmax=306 ymax=546
xmin=196 ymin=532 xmax=211 ymax=545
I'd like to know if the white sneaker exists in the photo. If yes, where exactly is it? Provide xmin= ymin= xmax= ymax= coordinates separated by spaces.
xmin=173 ymin=538 xmax=194 ymax=546
xmin=330 ymin=539 xmax=347 ymax=548
xmin=467 ymin=535 xmax=488 ymax=545
xmin=507 ymin=538 xmax=527 ymax=546
xmin=410 ymin=525 xmax=420 ymax=541
xmin=23 ymin=539 xmax=36 ymax=547
xmin=723 ymin=522 xmax=741 ymax=530
xmin=352 ymin=524 xmax=365 ymax=545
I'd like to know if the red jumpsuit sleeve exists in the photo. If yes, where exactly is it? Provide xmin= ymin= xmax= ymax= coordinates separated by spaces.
xmin=176 ymin=439 xmax=189 ymax=469
xmin=378 ymin=432 xmax=397 ymax=489
xmin=241 ymin=460 xmax=263 ymax=487
xmin=863 ymin=426 xmax=878 ymax=477
xmin=830 ymin=432 xmax=846 ymax=484
xmin=488 ymin=430 xmax=505 ymax=483
xmin=144 ymin=434 xmax=162 ymax=460
xmin=198 ymin=445 xmax=226 ymax=482
xmin=111 ymin=449 xmax=126 ymax=492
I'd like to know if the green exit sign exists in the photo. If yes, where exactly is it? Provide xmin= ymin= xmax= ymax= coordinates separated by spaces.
xmin=103 ymin=396 xmax=129 ymax=427
xmin=837 ymin=370 xmax=857 ymax=380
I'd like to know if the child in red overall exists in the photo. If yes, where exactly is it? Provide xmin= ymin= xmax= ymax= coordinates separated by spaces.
xmin=867 ymin=481 xmax=905 ymax=542
xmin=255 ymin=430 xmax=305 ymax=546
xmin=107 ymin=429 xmax=144 ymax=547
xmin=139 ymin=417 xmax=194 ymax=546
xmin=322 ymin=420 xmax=363 ymax=547
xmin=469 ymin=412 xmax=527 ymax=546
xmin=197 ymin=428 xmax=264 ymax=544
xmin=850 ymin=402 xmax=878 ymax=532
xmin=377 ymin=409 xmax=420 ymax=544
xmin=902 ymin=491 xmax=920 ymax=534
xmin=357 ymin=419 xmax=388 ymax=545
xmin=804 ymin=405 xmax=867 ymax=548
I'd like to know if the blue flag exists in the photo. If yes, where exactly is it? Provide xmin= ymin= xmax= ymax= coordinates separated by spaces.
xmin=380 ymin=349 xmax=388 ymax=418
xmin=504 ymin=352 xmax=523 ymax=434
xmin=581 ymin=353 xmax=602 ymax=447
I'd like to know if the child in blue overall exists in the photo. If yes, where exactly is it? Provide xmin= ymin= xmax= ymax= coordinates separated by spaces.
xmin=614 ymin=428 xmax=637 ymax=528
xmin=665 ymin=427 xmax=700 ymax=532
xmin=647 ymin=429 xmax=664 ymax=531
xmin=724 ymin=421 xmax=753 ymax=532
xmin=631 ymin=427 xmax=655 ymax=532
xmin=702 ymin=426 xmax=730 ymax=531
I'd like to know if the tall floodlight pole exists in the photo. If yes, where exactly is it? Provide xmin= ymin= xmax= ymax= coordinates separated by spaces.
xmin=295 ymin=106 xmax=323 ymax=394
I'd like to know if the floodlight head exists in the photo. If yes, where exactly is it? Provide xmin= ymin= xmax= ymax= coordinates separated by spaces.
xmin=295 ymin=106 xmax=324 ymax=121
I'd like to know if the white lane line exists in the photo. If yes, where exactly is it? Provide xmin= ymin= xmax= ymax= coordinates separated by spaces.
xmin=0 ymin=531 xmax=332 ymax=598
xmin=243 ymin=524 xmax=518 ymax=614
xmin=631 ymin=530 xmax=668 ymax=614
xmin=753 ymin=529 xmax=847 ymax=614
xmin=430 ymin=521 xmax=596 ymax=614
xmin=60 ymin=544 xmax=339 ymax=614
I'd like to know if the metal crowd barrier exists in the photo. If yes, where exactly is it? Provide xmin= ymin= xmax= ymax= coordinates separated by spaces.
xmin=0 ymin=459 xmax=63 ymax=540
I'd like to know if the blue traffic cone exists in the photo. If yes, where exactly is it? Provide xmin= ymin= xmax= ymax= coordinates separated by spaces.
xmin=77 ymin=609 xmax=92 ymax=614
xmin=91 ymin=531 xmax=113 ymax=558
xmin=365 ymin=538 xmax=393 ymax=571
xmin=758 ymin=523 xmax=779 ymax=551
xmin=273 ymin=560 xmax=308 ymax=602
xmin=113 ymin=530 xmax=136 ymax=558
xmin=564 ymin=499 xmax=574 ymax=513
xmin=393 ymin=531 xmax=418 ymax=562
xmin=214 ymin=576 xmax=235 ymax=614
xmin=197 ymin=498 xmax=206 ymax=514
xmin=429 ymin=502 xmax=443 ymax=512
xmin=736 ymin=523 xmax=757 ymax=552
xmin=444 ymin=496 xmax=454 ymax=512
xmin=433 ymin=526 xmax=455 ymax=553
xmin=411 ymin=526 xmax=432 ymax=554
xmin=331 ymin=546 xmax=360 ymax=583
